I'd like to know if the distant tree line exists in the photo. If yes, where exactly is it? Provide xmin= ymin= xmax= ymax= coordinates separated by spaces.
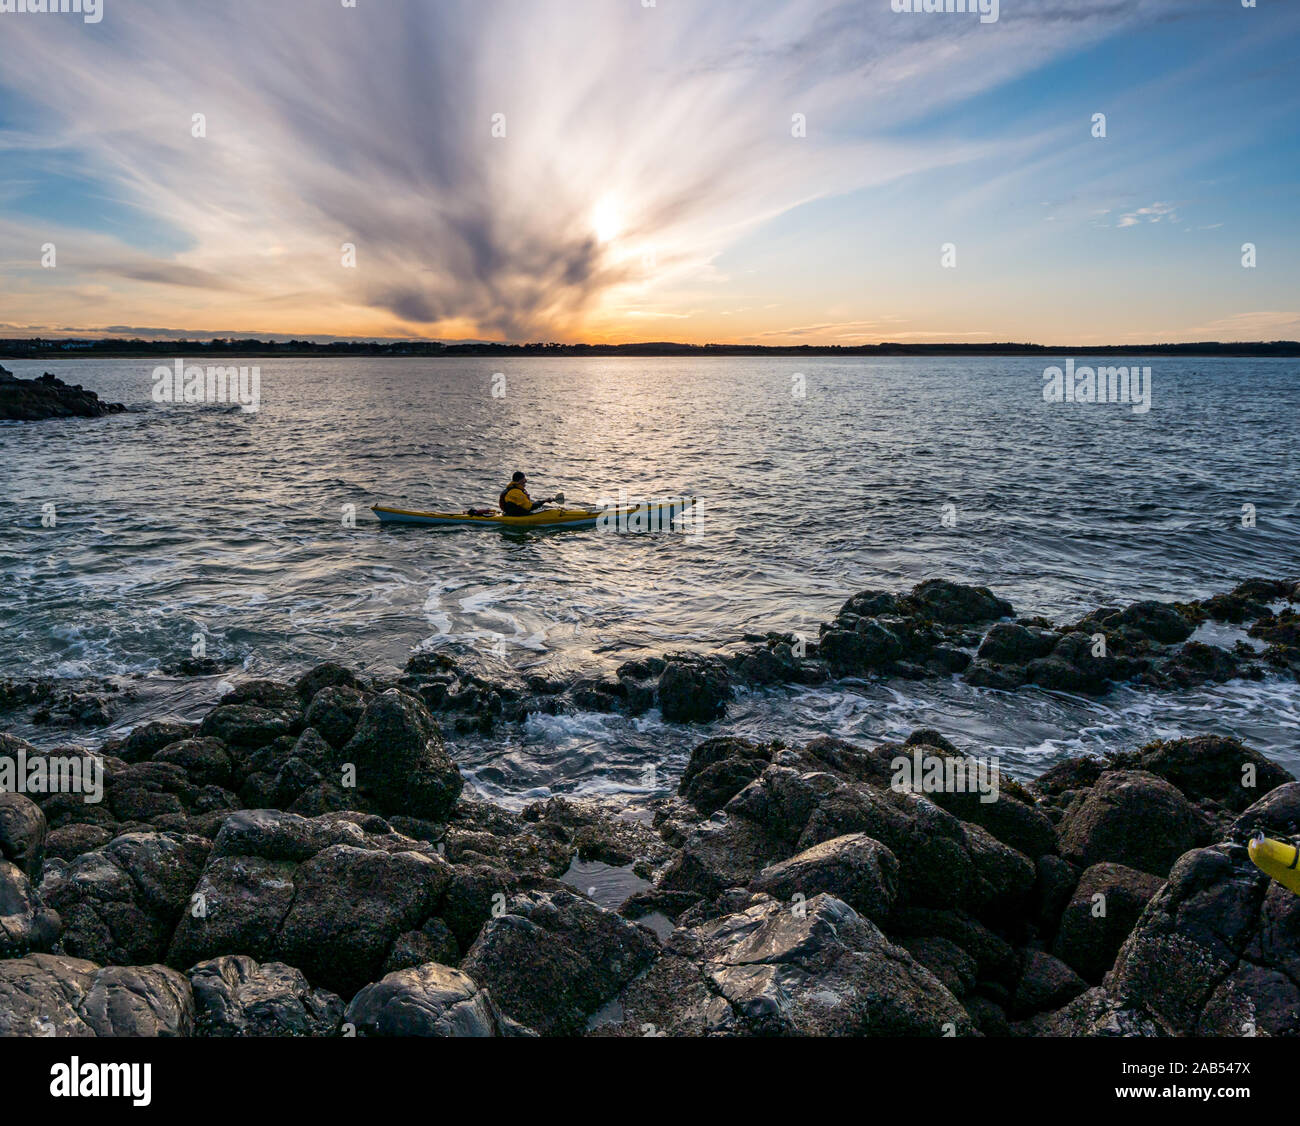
xmin=2 ymin=337 xmax=1298 ymax=358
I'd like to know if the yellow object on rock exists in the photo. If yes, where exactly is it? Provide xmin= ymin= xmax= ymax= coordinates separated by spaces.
xmin=1248 ymin=835 xmax=1300 ymax=896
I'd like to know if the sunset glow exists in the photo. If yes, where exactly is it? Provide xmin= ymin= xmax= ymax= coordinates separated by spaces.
xmin=1 ymin=0 xmax=1297 ymax=345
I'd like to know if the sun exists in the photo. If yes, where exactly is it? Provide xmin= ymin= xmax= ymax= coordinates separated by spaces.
xmin=591 ymin=196 xmax=623 ymax=244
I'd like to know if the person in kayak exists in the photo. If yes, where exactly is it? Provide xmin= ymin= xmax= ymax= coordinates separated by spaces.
xmin=499 ymin=472 xmax=560 ymax=516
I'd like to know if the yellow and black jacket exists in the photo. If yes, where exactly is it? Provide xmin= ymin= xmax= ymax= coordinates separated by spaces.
xmin=499 ymin=484 xmax=535 ymax=516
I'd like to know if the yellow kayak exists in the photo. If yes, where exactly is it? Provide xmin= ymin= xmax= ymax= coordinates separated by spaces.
xmin=1248 ymin=834 xmax=1300 ymax=896
xmin=371 ymin=498 xmax=694 ymax=530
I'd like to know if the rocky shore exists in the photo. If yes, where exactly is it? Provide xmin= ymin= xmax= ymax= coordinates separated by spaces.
xmin=2 ymin=577 xmax=1299 ymax=1037
xmin=4 ymin=576 xmax=1297 ymax=738
xmin=0 ymin=365 xmax=125 ymax=421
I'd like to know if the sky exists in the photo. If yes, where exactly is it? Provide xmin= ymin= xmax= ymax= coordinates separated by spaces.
xmin=0 ymin=0 xmax=1297 ymax=346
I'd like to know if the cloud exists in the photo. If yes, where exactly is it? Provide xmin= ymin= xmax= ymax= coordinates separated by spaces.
xmin=0 ymin=0 xmax=1210 ymax=340
xmin=1117 ymin=201 xmax=1182 ymax=228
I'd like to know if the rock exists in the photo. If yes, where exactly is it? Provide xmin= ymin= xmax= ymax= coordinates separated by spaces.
xmin=1117 ymin=601 xmax=1195 ymax=644
xmin=519 ymin=795 xmax=671 ymax=869
xmin=44 ymin=823 xmax=112 ymax=862
xmin=659 ymin=812 xmax=788 ymax=900
xmin=1031 ymin=756 xmax=1106 ymax=799
xmin=303 ymin=686 xmax=368 ymax=749
xmin=838 ymin=590 xmax=903 ymax=618
xmin=0 ymin=954 xmax=191 ymax=1037
xmin=260 ymin=844 xmax=451 ymax=998
xmin=686 ymin=893 xmax=973 ymax=1036
xmin=0 ymin=792 xmax=47 ymax=882
xmin=1022 ymin=985 xmax=1164 ymax=1037
xmin=1057 ymin=770 xmax=1212 ymax=877
xmin=345 ymin=963 xmax=522 ymax=1036
xmin=188 ymin=955 xmax=344 ymax=1037
xmin=678 ymin=737 xmax=774 ymax=815
xmin=77 ymin=964 xmax=195 ymax=1037
xmin=199 ymin=704 xmax=298 ymax=749
xmin=1161 ymin=641 xmax=1248 ymax=687
xmin=895 ymin=742 xmax=1057 ymax=858
xmin=790 ymin=777 xmax=1035 ymax=920
xmin=749 ymin=833 xmax=899 ymax=925
xmin=115 ymin=721 xmax=195 ymax=764
xmin=886 ymin=906 xmax=1020 ymax=987
xmin=0 ymin=370 xmax=125 ymax=421
xmin=1026 ymin=632 xmax=1133 ymax=695
xmin=1051 ymin=862 xmax=1164 ymax=983
xmin=340 ymin=689 xmax=463 ymax=821
xmin=43 ymin=831 xmax=211 ymax=965
xmin=977 ymin=623 xmax=1058 ymax=665
xmin=898 ymin=935 xmax=977 ymax=997
xmin=1234 ymin=783 xmax=1300 ymax=838
xmin=963 ymin=993 xmax=1011 ymax=1036
xmin=295 ymin=662 xmax=366 ymax=704
xmin=963 ymin=659 xmax=1028 ymax=690
xmin=461 ymin=889 xmax=658 ymax=1036
xmin=1011 ymin=949 xmax=1087 ymax=1018
xmin=153 ymin=738 xmax=235 ymax=789
xmin=905 ymin=579 xmax=1013 ymax=625
xmin=657 ymin=659 xmax=731 ymax=723
xmin=0 ymin=859 xmax=61 ymax=956
xmin=1126 ymin=735 xmax=1294 ymax=813
xmin=167 ymin=810 xmax=453 ymax=998
xmin=1033 ymin=854 xmax=1079 ymax=940
xmin=383 ymin=918 xmax=460 ymax=973
xmin=1107 ymin=843 xmax=1279 ymax=1035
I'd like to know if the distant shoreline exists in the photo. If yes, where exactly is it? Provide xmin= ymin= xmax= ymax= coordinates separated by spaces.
xmin=2 ymin=339 xmax=1299 ymax=360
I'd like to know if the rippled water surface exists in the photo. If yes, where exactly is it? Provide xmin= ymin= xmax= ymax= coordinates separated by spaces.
xmin=2 ymin=355 xmax=1297 ymax=798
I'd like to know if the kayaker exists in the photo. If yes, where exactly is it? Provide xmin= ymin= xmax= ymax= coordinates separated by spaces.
xmin=499 ymin=472 xmax=559 ymax=516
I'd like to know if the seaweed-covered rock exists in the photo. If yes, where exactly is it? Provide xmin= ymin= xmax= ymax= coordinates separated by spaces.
xmin=1107 ymin=842 xmax=1284 ymax=1035
xmin=345 ymin=962 xmax=523 ymax=1037
xmin=461 ymin=889 xmax=658 ymax=1036
xmin=340 ymin=689 xmax=463 ymax=821
xmin=1051 ymin=862 xmax=1164 ymax=983
xmin=626 ymin=893 xmax=973 ymax=1036
xmin=678 ymin=737 xmax=774 ymax=815
xmin=905 ymin=580 xmax=1013 ymax=625
xmin=1057 ymin=771 xmax=1212 ymax=877
xmin=188 ymin=955 xmax=344 ymax=1037
xmin=303 ymin=686 xmax=368 ymax=749
xmin=0 ymin=954 xmax=191 ymax=1037
xmin=1124 ymin=735 xmax=1293 ymax=813
xmin=749 ymin=833 xmax=900 ymax=925
xmin=657 ymin=659 xmax=732 ymax=724
xmin=43 ymin=831 xmax=211 ymax=965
